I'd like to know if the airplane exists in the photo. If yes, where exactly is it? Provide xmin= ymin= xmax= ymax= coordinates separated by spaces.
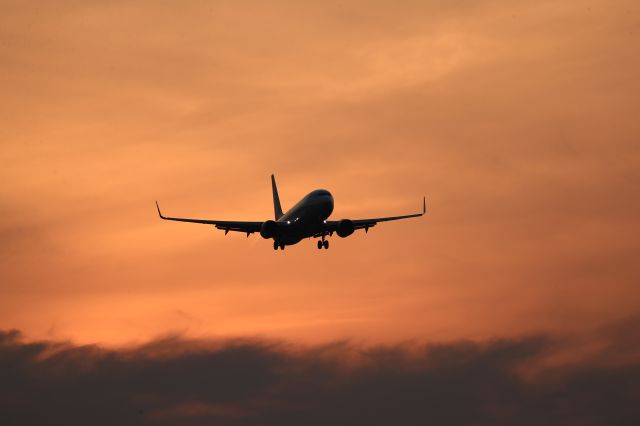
xmin=155 ymin=175 xmax=426 ymax=250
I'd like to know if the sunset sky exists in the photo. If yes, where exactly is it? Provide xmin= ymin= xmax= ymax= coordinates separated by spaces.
xmin=1 ymin=1 xmax=639 ymax=423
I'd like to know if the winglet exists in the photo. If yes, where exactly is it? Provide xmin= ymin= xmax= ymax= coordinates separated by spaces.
xmin=155 ymin=201 xmax=166 ymax=219
xmin=423 ymin=196 xmax=427 ymax=214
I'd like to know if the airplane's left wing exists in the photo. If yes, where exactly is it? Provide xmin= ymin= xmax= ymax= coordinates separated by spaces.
xmin=156 ymin=202 xmax=262 ymax=235
xmin=323 ymin=197 xmax=426 ymax=235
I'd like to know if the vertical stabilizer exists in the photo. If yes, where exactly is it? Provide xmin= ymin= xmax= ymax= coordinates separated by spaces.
xmin=271 ymin=174 xmax=284 ymax=220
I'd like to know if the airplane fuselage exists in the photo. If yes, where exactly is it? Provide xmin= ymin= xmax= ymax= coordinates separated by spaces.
xmin=271 ymin=189 xmax=334 ymax=245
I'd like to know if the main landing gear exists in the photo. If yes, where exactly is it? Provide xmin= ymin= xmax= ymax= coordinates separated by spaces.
xmin=317 ymin=236 xmax=329 ymax=250
xmin=273 ymin=241 xmax=285 ymax=250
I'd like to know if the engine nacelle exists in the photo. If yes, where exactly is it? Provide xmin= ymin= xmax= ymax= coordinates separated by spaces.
xmin=260 ymin=220 xmax=278 ymax=239
xmin=336 ymin=219 xmax=355 ymax=238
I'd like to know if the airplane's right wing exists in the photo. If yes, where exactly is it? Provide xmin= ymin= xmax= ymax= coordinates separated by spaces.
xmin=155 ymin=202 xmax=262 ymax=235
xmin=322 ymin=197 xmax=426 ymax=235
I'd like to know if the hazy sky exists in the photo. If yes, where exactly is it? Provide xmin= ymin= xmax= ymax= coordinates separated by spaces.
xmin=1 ymin=0 xmax=639 ymax=348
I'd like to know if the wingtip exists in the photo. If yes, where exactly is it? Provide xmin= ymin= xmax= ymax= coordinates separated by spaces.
xmin=423 ymin=196 xmax=427 ymax=214
xmin=155 ymin=200 xmax=165 ymax=219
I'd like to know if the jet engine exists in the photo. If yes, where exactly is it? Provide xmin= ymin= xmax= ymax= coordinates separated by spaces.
xmin=260 ymin=220 xmax=278 ymax=239
xmin=336 ymin=219 xmax=355 ymax=238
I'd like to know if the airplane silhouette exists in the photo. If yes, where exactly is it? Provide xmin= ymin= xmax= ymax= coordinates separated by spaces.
xmin=156 ymin=175 xmax=426 ymax=250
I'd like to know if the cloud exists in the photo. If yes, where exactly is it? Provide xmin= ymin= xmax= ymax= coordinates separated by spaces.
xmin=1 ymin=319 xmax=639 ymax=425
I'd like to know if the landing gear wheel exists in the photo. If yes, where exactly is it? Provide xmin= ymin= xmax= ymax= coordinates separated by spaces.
xmin=279 ymin=243 xmax=285 ymax=250
xmin=323 ymin=240 xmax=329 ymax=249
xmin=317 ymin=240 xmax=323 ymax=250
xmin=273 ymin=241 xmax=279 ymax=250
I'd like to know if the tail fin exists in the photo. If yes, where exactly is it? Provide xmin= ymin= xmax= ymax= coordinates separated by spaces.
xmin=271 ymin=174 xmax=284 ymax=220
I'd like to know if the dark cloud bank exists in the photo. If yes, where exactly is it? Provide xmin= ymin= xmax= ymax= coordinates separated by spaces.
xmin=1 ymin=321 xmax=639 ymax=426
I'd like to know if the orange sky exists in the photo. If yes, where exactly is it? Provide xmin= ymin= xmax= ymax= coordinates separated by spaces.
xmin=1 ymin=0 xmax=639 ymax=346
